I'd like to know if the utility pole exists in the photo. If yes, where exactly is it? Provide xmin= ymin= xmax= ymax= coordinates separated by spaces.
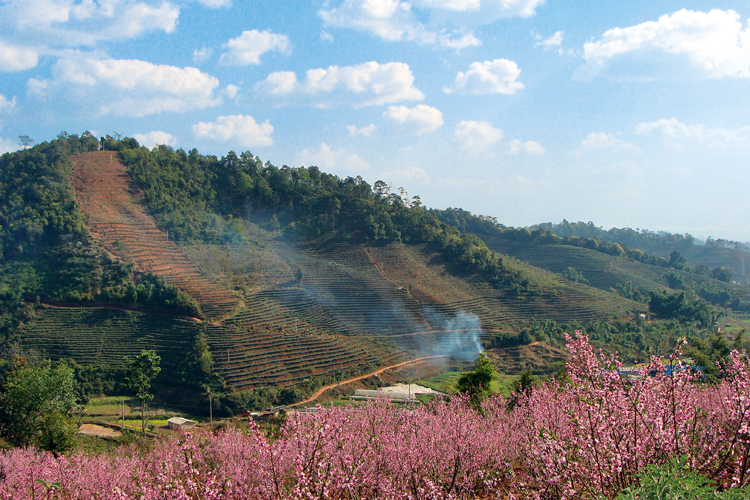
xmin=121 ymin=399 xmax=125 ymax=430
xmin=209 ymin=392 xmax=213 ymax=427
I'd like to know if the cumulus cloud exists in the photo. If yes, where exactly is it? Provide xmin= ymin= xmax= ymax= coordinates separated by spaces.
xmin=635 ymin=118 xmax=750 ymax=148
xmin=416 ymin=0 xmax=545 ymax=19
xmin=534 ymin=30 xmax=563 ymax=48
xmin=0 ymin=40 xmax=39 ymax=72
xmin=296 ymin=143 xmax=371 ymax=176
xmin=0 ymin=95 xmax=17 ymax=114
xmin=133 ymin=131 xmax=176 ymax=149
xmin=347 ymin=124 xmax=376 ymax=136
xmin=581 ymin=9 xmax=750 ymax=79
xmin=1 ymin=0 xmax=179 ymax=46
xmin=28 ymin=53 xmax=221 ymax=117
xmin=572 ymin=132 xmax=641 ymax=155
xmin=255 ymin=61 xmax=424 ymax=107
xmin=192 ymin=115 xmax=273 ymax=148
xmin=0 ymin=137 xmax=20 ymax=155
xmin=383 ymin=104 xmax=443 ymax=134
xmin=319 ymin=0 xmax=544 ymax=48
xmin=195 ymin=0 xmax=232 ymax=7
xmin=319 ymin=0 xmax=481 ymax=49
xmin=444 ymin=59 xmax=524 ymax=94
xmin=193 ymin=47 xmax=213 ymax=63
xmin=219 ymin=30 xmax=291 ymax=66
xmin=222 ymin=84 xmax=239 ymax=99
xmin=454 ymin=120 xmax=503 ymax=149
xmin=508 ymin=139 xmax=545 ymax=155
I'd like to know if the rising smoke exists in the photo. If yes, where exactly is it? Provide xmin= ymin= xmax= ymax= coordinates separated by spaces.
xmin=423 ymin=308 xmax=484 ymax=361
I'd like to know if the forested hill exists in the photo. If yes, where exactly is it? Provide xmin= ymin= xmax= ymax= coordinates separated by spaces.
xmin=2 ymin=133 xmax=749 ymax=408
xmin=119 ymin=144 xmax=521 ymax=290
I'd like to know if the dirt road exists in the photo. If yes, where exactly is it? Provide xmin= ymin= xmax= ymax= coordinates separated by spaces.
xmin=291 ymin=355 xmax=449 ymax=407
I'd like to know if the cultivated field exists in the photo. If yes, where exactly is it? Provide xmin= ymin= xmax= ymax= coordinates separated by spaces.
xmin=70 ymin=151 xmax=240 ymax=319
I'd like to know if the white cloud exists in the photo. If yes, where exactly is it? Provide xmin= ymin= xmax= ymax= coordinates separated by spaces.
xmin=222 ymin=84 xmax=239 ymax=99
xmin=296 ymin=143 xmax=371 ymax=176
xmin=192 ymin=115 xmax=273 ymax=148
xmin=319 ymin=0 xmax=482 ymax=48
xmin=417 ymin=0 xmax=545 ymax=18
xmin=0 ymin=137 xmax=20 ymax=155
xmin=2 ymin=0 xmax=179 ymax=46
xmin=258 ymin=71 xmax=298 ymax=96
xmin=0 ymin=95 xmax=17 ymax=114
xmin=508 ymin=139 xmax=545 ymax=155
xmin=29 ymin=53 xmax=221 ymax=117
xmin=133 ymin=131 xmax=176 ymax=149
xmin=383 ymin=104 xmax=443 ymax=134
xmin=195 ymin=0 xmax=232 ymax=7
xmin=454 ymin=120 xmax=503 ymax=149
xmin=256 ymin=61 xmax=424 ymax=107
xmin=635 ymin=118 xmax=750 ymax=148
xmin=411 ymin=0 xmax=481 ymax=12
xmin=193 ymin=47 xmax=213 ymax=63
xmin=534 ymin=30 xmax=563 ymax=48
xmin=444 ymin=59 xmax=524 ymax=94
xmin=348 ymin=124 xmax=377 ymax=136
xmin=582 ymin=9 xmax=750 ymax=78
xmin=0 ymin=40 xmax=39 ymax=72
xmin=572 ymin=132 xmax=641 ymax=155
xmin=219 ymin=30 xmax=291 ymax=66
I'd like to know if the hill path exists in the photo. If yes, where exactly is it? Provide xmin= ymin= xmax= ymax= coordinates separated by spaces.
xmin=290 ymin=355 xmax=449 ymax=407
xmin=70 ymin=151 xmax=240 ymax=319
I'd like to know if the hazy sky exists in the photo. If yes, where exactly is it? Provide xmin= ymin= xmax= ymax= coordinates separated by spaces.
xmin=1 ymin=0 xmax=749 ymax=241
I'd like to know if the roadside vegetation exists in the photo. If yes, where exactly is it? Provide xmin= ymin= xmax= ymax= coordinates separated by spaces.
xmin=3 ymin=334 xmax=750 ymax=499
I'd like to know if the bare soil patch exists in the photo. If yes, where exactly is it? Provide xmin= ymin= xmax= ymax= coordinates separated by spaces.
xmin=70 ymin=151 xmax=239 ymax=319
xmin=77 ymin=424 xmax=122 ymax=439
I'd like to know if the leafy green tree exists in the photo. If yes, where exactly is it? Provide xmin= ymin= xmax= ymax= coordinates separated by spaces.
xmin=615 ymin=455 xmax=749 ymax=499
xmin=18 ymin=135 xmax=34 ymax=149
xmin=124 ymin=350 xmax=161 ymax=433
xmin=508 ymin=367 xmax=538 ymax=410
xmin=687 ymin=334 xmax=732 ymax=383
xmin=0 ymin=359 xmax=78 ymax=451
xmin=456 ymin=353 xmax=496 ymax=406
xmin=711 ymin=267 xmax=733 ymax=283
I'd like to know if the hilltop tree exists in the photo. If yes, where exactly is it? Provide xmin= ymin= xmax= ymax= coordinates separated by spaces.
xmin=18 ymin=135 xmax=34 ymax=149
xmin=125 ymin=350 xmax=161 ymax=433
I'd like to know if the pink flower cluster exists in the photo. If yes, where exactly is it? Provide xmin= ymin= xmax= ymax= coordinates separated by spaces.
xmin=2 ymin=332 xmax=750 ymax=499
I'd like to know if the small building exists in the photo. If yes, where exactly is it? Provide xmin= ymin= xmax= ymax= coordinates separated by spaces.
xmin=167 ymin=417 xmax=196 ymax=431
xmin=353 ymin=384 xmax=443 ymax=402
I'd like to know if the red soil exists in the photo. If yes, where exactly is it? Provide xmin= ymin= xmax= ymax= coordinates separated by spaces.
xmin=70 ymin=151 xmax=240 ymax=319
xmin=291 ymin=355 xmax=450 ymax=407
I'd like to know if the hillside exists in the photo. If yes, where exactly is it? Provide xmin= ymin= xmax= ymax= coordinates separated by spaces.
xmin=70 ymin=151 xmax=241 ymax=319
xmin=3 ymin=134 xmax=746 ymax=409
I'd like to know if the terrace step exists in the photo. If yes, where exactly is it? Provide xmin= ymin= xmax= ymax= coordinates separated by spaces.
xmin=70 ymin=151 xmax=240 ymax=320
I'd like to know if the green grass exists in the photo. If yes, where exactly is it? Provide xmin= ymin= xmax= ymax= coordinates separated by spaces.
xmin=88 ymin=396 xmax=136 ymax=406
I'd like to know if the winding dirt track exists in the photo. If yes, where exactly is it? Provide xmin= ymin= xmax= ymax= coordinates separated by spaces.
xmin=290 ymin=355 xmax=450 ymax=407
xmin=69 ymin=151 xmax=240 ymax=319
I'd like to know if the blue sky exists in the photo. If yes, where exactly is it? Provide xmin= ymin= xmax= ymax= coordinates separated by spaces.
xmin=1 ymin=0 xmax=749 ymax=241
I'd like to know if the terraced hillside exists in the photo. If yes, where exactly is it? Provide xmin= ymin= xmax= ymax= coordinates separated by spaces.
xmin=365 ymin=242 xmax=646 ymax=326
xmin=20 ymin=306 xmax=201 ymax=378
xmin=70 ymin=151 xmax=240 ymax=319
xmin=479 ymin=236 xmax=750 ymax=302
xmin=205 ymin=323 xmax=407 ymax=391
